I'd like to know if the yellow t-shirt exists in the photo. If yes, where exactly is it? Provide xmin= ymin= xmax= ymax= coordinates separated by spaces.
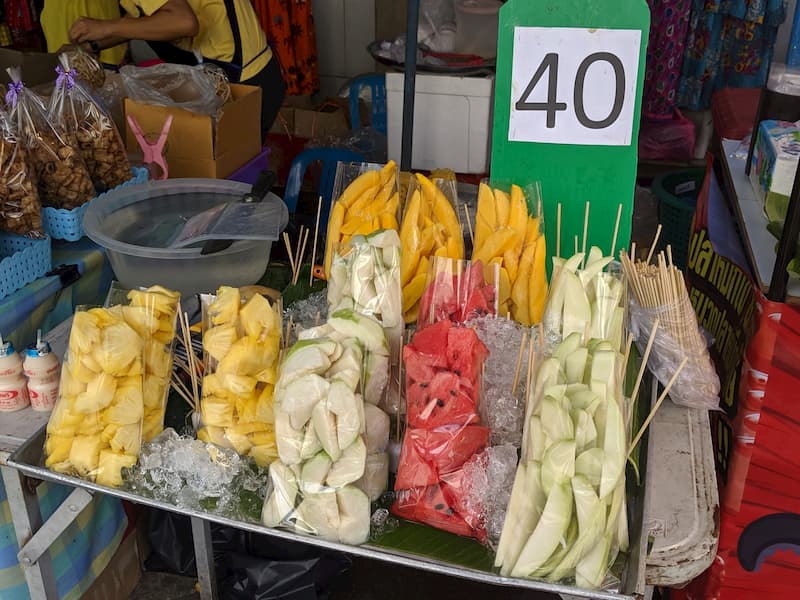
xmin=41 ymin=0 xmax=127 ymax=65
xmin=119 ymin=0 xmax=272 ymax=81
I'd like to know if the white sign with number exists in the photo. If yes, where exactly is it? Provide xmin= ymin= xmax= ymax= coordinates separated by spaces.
xmin=508 ymin=27 xmax=641 ymax=146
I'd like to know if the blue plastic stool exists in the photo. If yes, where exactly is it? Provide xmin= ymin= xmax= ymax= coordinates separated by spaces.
xmin=283 ymin=147 xmax=367 ymax=229
xmin=348 ymin=73 xmax=387 ymax=134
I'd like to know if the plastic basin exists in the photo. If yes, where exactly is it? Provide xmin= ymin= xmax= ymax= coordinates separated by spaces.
xmin=84 ymin=178 xmax=287 ymax=297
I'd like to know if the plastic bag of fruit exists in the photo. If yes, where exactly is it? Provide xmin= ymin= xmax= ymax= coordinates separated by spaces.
xmin=417 ymin=256 xmax=498 ymax=330
xmin=262 ymin=311 xmax=391 ymax=544
xmin=45 ymin=304 xmax=145 ymax=487
xmin=399 ymin=173 xmax=464 ymax=324
xmin=49 ymin=53 xmax=132 ymax=192
xmin=197 ymin=286 xmax=282 ymax=467
xmin=105 ymin=282 xmax=181 ymax=442
xmin=323 ymin=160 xmax=400 ymax=280
xmin=392 ymin=317 xmax=491 ymax=541
xmin=472 ymin=181 xmax=547 ymax=325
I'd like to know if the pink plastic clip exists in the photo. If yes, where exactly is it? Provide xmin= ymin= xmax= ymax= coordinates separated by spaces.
xmin=127 ymin=114 xmax=173 ymax=180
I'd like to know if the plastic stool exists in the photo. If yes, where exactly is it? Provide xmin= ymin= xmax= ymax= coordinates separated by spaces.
xmin=348 ymin=73 xmax=387 ymax=134
xmin=283 ymin=147 xmax=367 ymax=228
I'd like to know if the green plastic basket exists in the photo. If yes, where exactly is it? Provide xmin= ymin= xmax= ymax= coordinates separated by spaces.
xmin=652 ymin=168 xmax=705 ymax=270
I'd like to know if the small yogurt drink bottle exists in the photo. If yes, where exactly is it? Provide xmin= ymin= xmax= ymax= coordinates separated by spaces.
xmin=23 ymin=331 xmax=60 ymax=412
xmin=0 ymin=335 xmax=29 ymax=412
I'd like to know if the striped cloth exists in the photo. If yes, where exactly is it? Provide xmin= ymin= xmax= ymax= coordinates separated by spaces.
xmin=0 ymin=237 xmax=114 ymax=352
xmin=0 ymin=479 xmax=127 ymax=599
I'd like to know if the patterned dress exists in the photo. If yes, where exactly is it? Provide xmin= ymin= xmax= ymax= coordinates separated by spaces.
xmin=678 ymin=0 xmax=788 ymax=111
xmin=251 ymin=0 xmax=320 ymax=96
xmin=644 ymin=0 xmax=693 ymax=119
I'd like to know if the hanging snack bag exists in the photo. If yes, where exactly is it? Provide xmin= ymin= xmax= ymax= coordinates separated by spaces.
xmin=6 ymin=67 xmax=95 ymax=210
xmin=198 ymin=286 xmax=282 ymax=467
xmin=0 ymin=105 xmax=43 ymax=236
xmin=49 ymin=54 xmax=131 ymax=192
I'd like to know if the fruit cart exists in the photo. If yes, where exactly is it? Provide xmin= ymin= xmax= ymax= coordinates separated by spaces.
xmin=0 ymin=315 xmax=718 ymax=600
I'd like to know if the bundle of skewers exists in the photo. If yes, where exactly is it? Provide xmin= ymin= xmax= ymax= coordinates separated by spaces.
xmin=619 ymin=228 xmax=719 ymax=410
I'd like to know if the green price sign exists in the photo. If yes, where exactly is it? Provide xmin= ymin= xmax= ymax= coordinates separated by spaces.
xmin=491 ymin=0 xmax=650 ymax=263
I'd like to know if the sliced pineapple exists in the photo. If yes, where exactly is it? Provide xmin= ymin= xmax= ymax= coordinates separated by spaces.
xmin=209 ymin=286 xmax=240 ymax=326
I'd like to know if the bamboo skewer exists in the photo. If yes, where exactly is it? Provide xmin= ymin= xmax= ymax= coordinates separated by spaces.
xmin=511 ymin=331 xmax=529 ymax=397
xmin=611 ymin=203 xmax=623 ymax=260
xmin=309 ymin=196 xmax=322 ymax=287
xmin=628 ymin=356 xmax=689 ymax=456
xmin=627 ymin=318 xmax=660 ymax=432
xmin=283 ymin=232 xmax=296 ymax=276
xmin=581 ymin=201 xmax=590 ymax=267
xmin=293 ymin=227 xmax=310 ymax=286
xmin=646 ymin=224 xmax=662 ymax=264
xmin=463 ymin=203 xmax=475 ymax=247
xmin=556 ymin=203 xmax=562 ymax=258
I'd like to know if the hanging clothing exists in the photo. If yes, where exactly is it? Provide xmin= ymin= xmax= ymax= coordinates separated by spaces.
xmin=643 ymin=0 xmax=692 ymax=119
xmin=678 ymin=0 xmax=788 ymax=111
xmin=251 ymin=0 xmax=319 ymax=96
xmin=41 ymin=1 xmax=127 ymax=65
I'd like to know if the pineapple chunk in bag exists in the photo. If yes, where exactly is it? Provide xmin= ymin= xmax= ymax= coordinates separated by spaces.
xmin=68 ymin=435 xmax=104 ymax=477
xmin=204 ymin=325 xmax=238 ymax=363
xmin=96 ymin=450 xmax=138 ymax=487
xmin=210 ymin=286 xmax=241 ymax=326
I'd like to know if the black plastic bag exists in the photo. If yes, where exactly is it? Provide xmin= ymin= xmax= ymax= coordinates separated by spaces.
xmin=144 ymin=510 xmax=352 ymax=599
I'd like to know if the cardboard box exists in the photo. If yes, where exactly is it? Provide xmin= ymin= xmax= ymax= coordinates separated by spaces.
xmin=269 ymin=96 xmax=351 ymax=139
xmin=82 ymin=527 xmax=143 ymax=600
xmin=0 ymin=48 xmax=59 ymax=87
xmin=124 ymin=83 xmax=262 ymax=179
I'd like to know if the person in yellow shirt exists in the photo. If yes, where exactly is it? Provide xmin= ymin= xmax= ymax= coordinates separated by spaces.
xmin=68 ymin=0 xmax=286 ymax=137
xmin=40 ymin=0 xmax=127 ymax=65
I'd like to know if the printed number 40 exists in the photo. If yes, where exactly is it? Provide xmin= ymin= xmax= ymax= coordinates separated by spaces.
xmin=515 ymin=52 xmax=625 ymax=130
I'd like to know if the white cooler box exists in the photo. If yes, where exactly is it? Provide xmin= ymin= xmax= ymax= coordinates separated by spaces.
xmin=386 ymin=72 xmax=494 ymax=174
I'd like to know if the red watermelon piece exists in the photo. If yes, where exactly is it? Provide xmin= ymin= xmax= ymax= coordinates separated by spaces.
xmin=418 ymin=425 xmax=490 ymax=475
xmin=410 ymin=320 xmax=451 ymax=365
xmin=459 ymin=260 xmax=484 ymax=299
xmin=440 ymin=475 xmax=487 ymax=543
xmin=403 ymin=346 xmax=437 ymax=382
xmin=446 ymin=326 xmax=488 ymax=382
xmin=462 ymin=287 xmax=491 ymax=321
xmin=391 ymin=484 xmax=474 ymax=538
xmin=394 ymin=431 xmax=438 ymax=490
xmin=407 ymin=371 xmax=479 ymax=429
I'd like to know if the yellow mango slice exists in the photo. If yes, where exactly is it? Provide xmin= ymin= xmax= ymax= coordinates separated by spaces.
xmin=474 ymin=183 xmax=495 ymax=249
xmin=511 ymin=242 xmax=536 ymax=326
xmin=324 ymin=202 xmax=346 ymax=278
xmin=503 ymin=248 xmax=520 ymax=283
xmin=402 ymin=273 xmax=428 ymax=312
xmin=529 ymin=234 xmax=548 ymax=324
xmin=472 ymin=227 xmax=515 ymax=267
xmin=494 ymin=189 xmax=511 ymax=227
xmin=338 ymin=169 xmax=380 ymax=208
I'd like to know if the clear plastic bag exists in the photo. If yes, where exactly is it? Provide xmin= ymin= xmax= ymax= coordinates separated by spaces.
xmin=495 ymin=248 xmax=630 ymax=587
xmin=416 ymin=256 xmax=498 ymax=330
xmin=6 ymin=67 xmax=95 ymax=209
xmin=61 ymin=45 xmax=105 ymax=89
xmin=400 ymin=173 xmax=463 ymax=323
xmin=120 ymin=63 xmax=225 ymax=117
xmin=45 ymin=303 xmax=145 ymax=487
xmin=105 ymin=283 xmax=181 ymax=442
xmin=197 ymin=286 xmax=282 ymax=467
xmin=327 ymin=231 xmax=402 ymax=414
xmin=323 ymin=160 xmax=400 ymax=280
xmin=0 ymin=106 xmax=43 ymax=237
xmin=629 ymin=295 xmax=720 ymax=410
xmin=49 ymin=54 xmax=132 ymax=192
xmin=263 ymin=315 xmax=391 ymax=545
xmin=393 ymin=318 xmax=491 ymax=541
xmin=472 ymin=181 xmax=546 ymax=325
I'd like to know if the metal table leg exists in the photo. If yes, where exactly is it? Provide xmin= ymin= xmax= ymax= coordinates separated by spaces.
xmin=191 ymin=515 xmax=219 ymax=600
xmin=1 ymin=466 xmax=58 ymax=600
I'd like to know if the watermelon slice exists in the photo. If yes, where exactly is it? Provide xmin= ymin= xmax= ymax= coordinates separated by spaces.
xmin=410 ymin=320 xmax=451 ymax=362
xmin=462 ymin=287 xmax=491 ymax=321
xmin=394 ymin=431 xmax=438 ymax=490
xmin=407 ymin=371 xmax=479 ymax=429
xmin=440 ymin=466 xmax=487 ymax=543
xmin=417 ymin=425 xmax=490 ymax=475
xmin=402 ymin=346 xmax=437 ymax=383
xmin=446 ymin=326 xmax=488 ymax=382
xmin=391 ymin=484 xmax=474 ymax=538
